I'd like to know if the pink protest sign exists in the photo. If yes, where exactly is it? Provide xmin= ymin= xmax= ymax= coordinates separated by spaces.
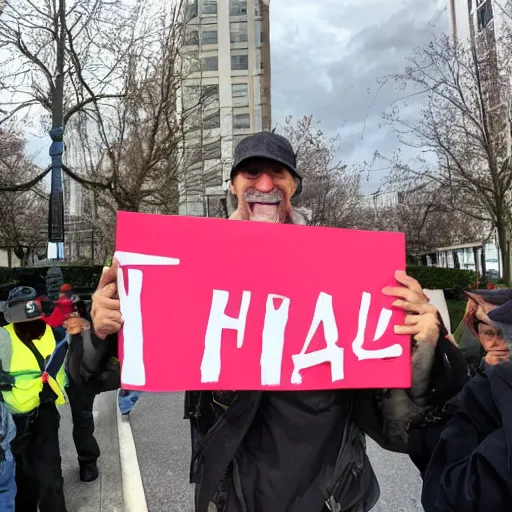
xmin=115 ymin=211 xmax=408 ymax=392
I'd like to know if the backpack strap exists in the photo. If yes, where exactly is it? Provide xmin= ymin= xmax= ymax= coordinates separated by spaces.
xmin=24 ymin=339 xmax=46 ymax=373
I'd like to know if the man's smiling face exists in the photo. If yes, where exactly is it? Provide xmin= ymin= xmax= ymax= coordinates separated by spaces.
xmin=229 ymin=158 xmax=297 ymax=223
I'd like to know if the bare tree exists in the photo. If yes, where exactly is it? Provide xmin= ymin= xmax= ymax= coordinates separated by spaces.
xmin=360 ymin=184 xmax=484 ymax=258
xmin=384 ymin=32 xmax=512 ymax=281
xmin=0 ymin=0 xmax=206 ymax=253
xmin=0 ymin=0 xmax=150 ymax=244
xmin=57 ymin=0 xmax=210 ymax=249
xmin=279 ymin=115 xmax=363 ymax=228
xmin=0 ymin=0 xmax=135 ymax=129
xmin=0 ymin=129 xmax=47 ymax=265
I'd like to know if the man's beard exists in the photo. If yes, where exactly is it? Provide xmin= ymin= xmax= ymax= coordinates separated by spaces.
xmin=230 ymin=189 xmax=294 ymax=223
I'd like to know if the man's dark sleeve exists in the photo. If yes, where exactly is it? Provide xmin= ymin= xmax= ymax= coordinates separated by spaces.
xmin=67 ymin=327 xmax=120 ymax=391
xmin=419 ymin=369 xmax=512 ymax=512
xmin=355 ymin=333 xmax=468 ymax=454
xmin=422 ymin=332 xmax=469 ymax=408
xmin=407 ymin=335 xmax=469 ymax=471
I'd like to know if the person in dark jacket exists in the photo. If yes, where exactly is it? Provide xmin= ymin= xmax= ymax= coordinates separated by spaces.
xmin=411 ymin=288 xmax=512 ymax=511
xmin=419 ymin=361 xmax=512 ymax=512
xmin=72 ymin=132 xmax=468 ymax=512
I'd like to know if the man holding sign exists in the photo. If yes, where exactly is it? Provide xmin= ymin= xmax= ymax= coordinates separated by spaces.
xmin=78 ymin=132 xmax=467 ymax=512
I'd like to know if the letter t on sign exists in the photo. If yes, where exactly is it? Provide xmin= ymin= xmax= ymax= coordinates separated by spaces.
xmin=201 ymin=290 xmax=251 ymax=383
xmin=114 ymin=251 xmax=180 ymax=387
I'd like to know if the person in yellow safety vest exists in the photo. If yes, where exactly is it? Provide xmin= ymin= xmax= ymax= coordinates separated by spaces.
xmin=0 ymin=286 xmax=68 ymax=512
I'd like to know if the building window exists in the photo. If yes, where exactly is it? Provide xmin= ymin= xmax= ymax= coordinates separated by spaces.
xmin=183 ymin=86 xmax=200 ymax=107
xmin=229 ymin=0 xmax=247 ymax=16
xmin=183 ymin=56 xmax=200 ymax=75
xmin=204 ymin=110 xmax=220 ymax=129
xmin=186 ymin=0 xmax=198 ymax=20
xmin=476 ymin=0 xmax=493 ymax=31
xmin=233 ymin=113 xmax=250 ymax=131
xmin=202 ymin=30 xmax=218 ymax=45
xmin=255 ymin=49 xmax=263 ymax=70
xmin=230 ymin=22 xmax=248 ymax=43
xmin=200 ymin=0 xmax=217 ymax=15
xmin=231 ymin=54 xmax=248 ymax=70
xmin=185 ymin=29 xmax=199 ymax=46
xmin=203 ymin=85 xmax=219 ymax=106
xmin=202 ymin=85 xmax=219 ymax=119
xmin=202 ymin=56 xmax=218 ymax=71
xmin=254 ymin=21 xmax=265 ymax=45
xmin=232 ymin=83 xmax=249 ymax=106
xmin=203 ymin=139 xmax=222 ymax=159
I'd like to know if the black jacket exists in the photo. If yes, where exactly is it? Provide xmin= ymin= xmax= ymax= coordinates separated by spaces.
xmin=187 ymin=335 xmax=466 ymax=512
xmin=416 ymin=362 xmax=512 ymax=512
xmin=75 ymin=329 xmax=467 ymax=512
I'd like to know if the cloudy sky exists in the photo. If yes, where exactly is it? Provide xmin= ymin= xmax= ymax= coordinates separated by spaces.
xmin=270 ymin=0 xmax=448 ymax=193
xmin=26 ymin=0 xmax=449 ymax=193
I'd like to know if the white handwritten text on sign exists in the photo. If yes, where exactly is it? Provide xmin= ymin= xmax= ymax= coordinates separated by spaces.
xmin=115 ymin=212 xmax=409 ymax=391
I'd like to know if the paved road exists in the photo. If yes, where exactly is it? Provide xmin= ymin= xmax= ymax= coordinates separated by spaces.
xmin=60 ymin=391 xmax=124 ymax=512
xmin=130 ymin=393 xmax=424 ymax=512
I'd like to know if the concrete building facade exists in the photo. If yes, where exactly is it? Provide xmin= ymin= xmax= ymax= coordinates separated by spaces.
xmin=449 ymin=0 xmax=509 ymax=45
xmin=449 ymin=0 xmax=512 ymax=279
xmin=179 ymin=0 xmax=271 ymax=217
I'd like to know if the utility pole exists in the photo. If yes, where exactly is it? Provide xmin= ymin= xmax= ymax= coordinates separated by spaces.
xmin=47 ymin=0 xmax=66 ymax=260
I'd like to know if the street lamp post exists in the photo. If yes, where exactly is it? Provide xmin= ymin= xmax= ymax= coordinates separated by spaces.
xmin=47 ymin=126 xmax=65 ymax=260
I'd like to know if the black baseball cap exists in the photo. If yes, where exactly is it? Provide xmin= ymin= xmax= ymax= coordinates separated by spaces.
xmin=231 ymin=132 xmax=303 ymax=196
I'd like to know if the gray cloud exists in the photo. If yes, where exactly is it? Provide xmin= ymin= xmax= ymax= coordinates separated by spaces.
xmin=270 ymin=0 xmax=448 ymax=192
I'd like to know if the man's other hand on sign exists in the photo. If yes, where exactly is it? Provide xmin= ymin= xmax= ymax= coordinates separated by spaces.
xmin=383 ymin=271 xmax=440 ymax=347
xmin=83 ymin=131 xmax=467 ymax=512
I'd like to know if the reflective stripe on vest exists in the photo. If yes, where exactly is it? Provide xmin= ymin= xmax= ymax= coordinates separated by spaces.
xmin=1 ymin=323 xmax=66 ymax=414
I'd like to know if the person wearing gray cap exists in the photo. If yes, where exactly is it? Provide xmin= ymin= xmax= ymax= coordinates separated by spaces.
xmin=75 ymin=131 xmax=468 ymax=512
xmin=0 ymin=286 xmax=68 ymax=512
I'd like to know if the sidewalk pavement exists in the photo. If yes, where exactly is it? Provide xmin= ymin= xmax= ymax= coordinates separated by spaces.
xmin=60 ymin=391 xmax=124 ymax=512
xmin=129 ymin=393 xmax=194 ymax=512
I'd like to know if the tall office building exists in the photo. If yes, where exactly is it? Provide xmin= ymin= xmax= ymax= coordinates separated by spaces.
xmin=448 ymin=0 xmax=511 ymax=276
xmin=449 ymin=1 xmax=510 ymax=162
xmin=449 ymin=0 xmax=508 ymax=44
xmin=179 ymin=0 xmax=271 ymax=217
xmin=449 ymin=0 xmax=510 ymax=104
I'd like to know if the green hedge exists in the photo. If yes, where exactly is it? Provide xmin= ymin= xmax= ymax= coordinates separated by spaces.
xmin=0 ymin=264 xmax=482 ymax=300
xmin=0 ymin=265 xmax=103 ymax=293
xmin=446 ymin=299 xmax=467 ymax=329
xmin=406 ymin=266 xmax=477 ymax=291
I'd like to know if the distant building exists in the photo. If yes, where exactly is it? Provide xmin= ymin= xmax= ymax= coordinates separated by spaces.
xmin=0 ymin=248 xmax=36 ymax=268
xmin=417 ymin=240 xmax=502 ymax=278
xmin=362 ymin=190 xmax=407 ymax=210
xmin=449 ymin=0 xmax=509 ymax=45
xmin=180 ymin=0 xmax=271 ymax=217
xmin=449 ymin=0 xmax=512 ymax=278
xmin=449 ymin=0 xmax=511 ymax=162
xmin=60 ymin=115 xmax=99 ymax=263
